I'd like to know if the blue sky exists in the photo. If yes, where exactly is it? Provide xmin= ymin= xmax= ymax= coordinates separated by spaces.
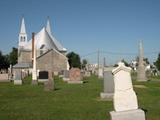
xmin=0 ymin=0 xmax=160 ymax=65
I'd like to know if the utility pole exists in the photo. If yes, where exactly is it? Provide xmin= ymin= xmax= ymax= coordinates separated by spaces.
xmin=97 ymin=50 xmax=100 ymax=75
xmin=103 ymin=57 xmax=106 ymax=67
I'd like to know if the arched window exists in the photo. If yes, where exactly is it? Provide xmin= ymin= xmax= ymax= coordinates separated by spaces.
xmin=21 ymin=36 xmax=23 ymax=42
xmin=23 ymin=37 xmax=25 ymax=41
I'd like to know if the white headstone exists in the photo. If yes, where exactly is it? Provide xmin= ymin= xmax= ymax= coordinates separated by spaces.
xmin=110 ymin=62 xmax=146 ymax=120
xmin=112 ymin=62 xmax=138 ymax=112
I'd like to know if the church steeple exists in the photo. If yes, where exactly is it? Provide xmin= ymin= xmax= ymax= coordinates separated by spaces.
xmin=19 ymin=17 xmax=27 ymax=48
xmin=46 ymin=16 xmax=52 ymax=35
xmin=20 ymin=17 xmax=26 ymax=33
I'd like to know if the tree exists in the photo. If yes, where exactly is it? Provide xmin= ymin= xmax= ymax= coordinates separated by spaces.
xmin=81 ymin=59 xmax=88 ymax=69
xmin=154 ymin=53 xmax=160 ymax=71
xmin=9 ymin=47 xmax=18 ymax=65
xmin=3 ymin=55 xmax=10 ymax=69
xmin=143 ymin=58 xmax=150 ymax=65
xmin=0 ymin=51 xmax=5 ymax=70
xmin=121 ymin=59 xmax=129 ymax=67
xmin=0 ymin=51 xmax=10 ymax=70
xmin=67 ymin=52 xmax=81 ymax=69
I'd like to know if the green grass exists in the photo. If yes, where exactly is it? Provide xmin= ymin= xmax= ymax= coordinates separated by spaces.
xmin=0 ymin=75 xmax=160 ymax=120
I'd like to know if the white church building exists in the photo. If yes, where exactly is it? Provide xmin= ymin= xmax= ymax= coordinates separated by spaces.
xmin=13 ymin=17 xmax=69 ymax=77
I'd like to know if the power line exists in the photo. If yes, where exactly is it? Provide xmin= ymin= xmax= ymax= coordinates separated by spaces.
xmin=81 ymin=51 xmax=97 ymax=58
xmin=81 ymin=50 xmax=160 ymax=57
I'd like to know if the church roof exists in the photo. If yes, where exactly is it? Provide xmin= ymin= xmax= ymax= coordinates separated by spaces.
xmin=13 ymin=62 xmax=32 ymax=69
xmin=24 ymin=27 xmax=67 ymax=52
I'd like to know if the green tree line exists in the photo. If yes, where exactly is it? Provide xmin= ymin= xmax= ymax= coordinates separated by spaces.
xmin=0 ymin=47 xmax=18 ymax=70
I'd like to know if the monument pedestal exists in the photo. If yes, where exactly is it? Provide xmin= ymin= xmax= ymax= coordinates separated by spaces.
xmin=14 ymin=80 xmax=22 ymax=85
xmin=63 ymin=78 xmax=70 ymax=81
xmin=100 ymin=92 xmax=113 ymax=100
xmin=67 ymin=80 xmax=83 ymax=84
xmin=110 ymin=109 xmax=145 ymax=120
xmin=32 ymin=80 xmax=38 ymax=85
xmin=38 ymin=79 xmax=48 ymax=83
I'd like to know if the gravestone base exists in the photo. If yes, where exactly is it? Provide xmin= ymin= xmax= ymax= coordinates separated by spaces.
xmin=32 ymin=80 xmax=38 ymax=85
xmin=100 ymin=92 xmax=113 ymax=100
xmin=54 ymin=71 xmax=58 ymax=76
xmin=59 ymin=75 xmax=64 ymax=78
xmin=110 ymin=109 xmax=145 ymax=120
xmin=63 ymin=78 xmax=70 ymax=81
xmin=14 ymin=80 xmax=22 ymax=85
xmin=67 ymin=81 xmax=83 ymax=84
xmin=38 ymin=79 xmax=48 ymax=83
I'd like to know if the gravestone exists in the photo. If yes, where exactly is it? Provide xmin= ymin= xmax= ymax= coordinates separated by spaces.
xmin=68 ymin=68 xmax=83 ymax=84
xmin=63 ymin=70 xmax=70 ymax=81
xmin=14 ymin=69 xmax=22 ymax=85
xmin=0 ymin=74 xmax=9 ymax=82
xmin=100 ymin=67 xmax=114 ymax=100
xmin=38 ymin=71 xmax=48 ymax=82
xmin=137 ymin=41 xmax=147 ymax=81
xmin=110 ymin=62 xmax=145 ymax=120
xmin=84 ymin=71 xmax=91 ymax=77
xmin=44 ymin=70 xmax=54 ymax=91
xmin=59 ymin=70 xmax=64 ymax=78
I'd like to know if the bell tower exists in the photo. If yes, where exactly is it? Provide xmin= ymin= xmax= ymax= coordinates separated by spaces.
xmin=19 ymin=17 xmax=27 ymax=49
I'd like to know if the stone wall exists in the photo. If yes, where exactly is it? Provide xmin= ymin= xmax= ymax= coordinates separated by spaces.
xmin=18 ymin=50 xmax=32 ymax=63
xmin=18 ymin=49 xmax=68 ymax=73
xmin=37 ymin=49 xmax=68 ymax=73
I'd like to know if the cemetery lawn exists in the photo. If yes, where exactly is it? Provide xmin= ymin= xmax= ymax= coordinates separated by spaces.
xmin=0 ymin=75 xmax=160 ymax=120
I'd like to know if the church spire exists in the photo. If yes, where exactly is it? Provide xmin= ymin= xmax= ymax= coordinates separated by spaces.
xmin=18 ymin=17 xmax=27 ymax=48
xmin=20 ymin=17 xmax=26 ymax=34
xmin=46 ymin=16 xmax=52 ymax=35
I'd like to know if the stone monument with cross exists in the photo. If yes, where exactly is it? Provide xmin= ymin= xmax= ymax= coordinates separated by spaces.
xmin=110 ymin=62 xmax=145 ymax=120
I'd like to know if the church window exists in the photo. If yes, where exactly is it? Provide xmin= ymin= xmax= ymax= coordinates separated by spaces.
xmin=21 ymin=36 xmax=23 ymax=42
xmin=23 ymin=37 xmax=25 ymax=41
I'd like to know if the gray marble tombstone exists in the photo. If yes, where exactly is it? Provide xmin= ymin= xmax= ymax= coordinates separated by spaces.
xmin=100 ymin=67 xmax=114 ymax=100
xmin=63 ymin=70 xmax=70 ymax=81
xmin=14 ymin=69 xmax=22 ymax=85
